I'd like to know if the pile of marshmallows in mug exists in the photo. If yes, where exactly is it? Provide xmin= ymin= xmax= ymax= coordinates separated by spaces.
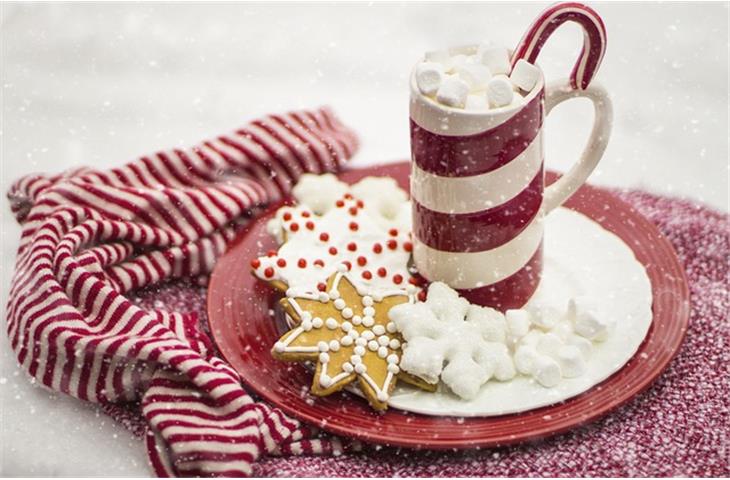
xmin=415 ymin=44 xmax=540 ymax=110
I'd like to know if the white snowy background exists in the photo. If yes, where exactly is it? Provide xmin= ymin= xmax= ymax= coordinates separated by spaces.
xmin=1 ymin=2 xmax=728 ymax=476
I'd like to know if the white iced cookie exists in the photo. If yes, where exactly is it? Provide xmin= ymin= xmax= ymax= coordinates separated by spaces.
xmin=289 ymin=174 xmax=410 ymax=232
xmin=292 ymin=173 xmax=349 ymax=215
xmin=350 ymin=176 xmax=409 ymax=230
xmin=266 ymin=204 xmax=313 ymax=244
xmin=252 ymin=178 xmax=414 ymax=292
xmin=388 ymin=282 xmax=516 ymax=400
xmin=466 ymin=304 xmax=507 ymax=344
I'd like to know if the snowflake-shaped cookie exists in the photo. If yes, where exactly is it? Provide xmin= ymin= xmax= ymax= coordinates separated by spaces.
xmin=388 ymin=282 xmax=516 ymax=400
xmin=292 ymin=173 xmax=411 ymax=230
xmin=251 ymin=191 xmax=414 ymax=293
xmin=273 ymin=267 xmax=433 ymax=410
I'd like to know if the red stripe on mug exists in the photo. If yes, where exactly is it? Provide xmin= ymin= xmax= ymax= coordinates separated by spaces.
xmin=456 ymin=243 xmax=542 ymax=311
xmin=413 ymin=167 xmax=543 ymax=253
xmin=410 ymin=90 xmax=544 ymax=178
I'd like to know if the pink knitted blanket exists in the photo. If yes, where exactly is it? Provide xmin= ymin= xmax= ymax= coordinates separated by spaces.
xmin=7 ymin=108 xmax=729 ymax=476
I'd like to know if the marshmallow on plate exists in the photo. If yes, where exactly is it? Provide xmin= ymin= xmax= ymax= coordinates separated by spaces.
xmin=555 ymin=345 xmax=586 ymax=378
xmin=568 ymin=297 xmax=614 ymax=341
xmin=505 ymin=309 xmax=531 ymax=345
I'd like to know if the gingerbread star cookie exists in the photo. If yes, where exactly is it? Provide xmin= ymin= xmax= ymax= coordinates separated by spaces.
xmin=273 ymin=267 xmax=435 ymax=411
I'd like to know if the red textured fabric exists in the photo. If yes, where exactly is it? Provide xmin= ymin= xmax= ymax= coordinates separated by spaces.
xmin=107 ymin=189 xmax=729 ymax=477
xmin=5 ymin=107 xmax=360 ymax=477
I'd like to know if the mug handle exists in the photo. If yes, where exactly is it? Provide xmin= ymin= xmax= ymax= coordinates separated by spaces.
xmin=542 ymin=79 xmax=613 ymax=213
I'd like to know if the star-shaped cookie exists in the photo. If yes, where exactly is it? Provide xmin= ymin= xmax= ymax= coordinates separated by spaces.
xmin=272 ymin=267 xmax=435 ymax=410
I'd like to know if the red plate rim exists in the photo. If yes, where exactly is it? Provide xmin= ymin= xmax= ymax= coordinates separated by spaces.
xmin=207 ymin=162 xmax=690 ymax=449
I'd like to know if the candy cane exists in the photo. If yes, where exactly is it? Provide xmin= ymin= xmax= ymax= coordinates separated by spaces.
xmin=511 ymin=2 xmax=607 ymax=90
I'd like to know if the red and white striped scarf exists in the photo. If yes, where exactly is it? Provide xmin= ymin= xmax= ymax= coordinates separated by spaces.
xmin=5 ymin=107 xmax=360 ymax=477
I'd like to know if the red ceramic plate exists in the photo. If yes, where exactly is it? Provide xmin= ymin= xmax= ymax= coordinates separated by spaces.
xmin=207 ymin=162 xmax=690 ymax=449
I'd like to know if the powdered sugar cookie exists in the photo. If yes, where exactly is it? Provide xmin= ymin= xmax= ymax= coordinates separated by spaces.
xmin=389 ymin=282 xmax=517 ymax=400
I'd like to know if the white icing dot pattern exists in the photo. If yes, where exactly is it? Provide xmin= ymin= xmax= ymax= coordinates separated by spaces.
xmin=277 ymin=270 xmax=412 ymax=407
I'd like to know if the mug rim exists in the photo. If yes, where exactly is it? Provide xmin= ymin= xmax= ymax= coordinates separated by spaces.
xmin=410 ymin=45 xmax=545 ymax=119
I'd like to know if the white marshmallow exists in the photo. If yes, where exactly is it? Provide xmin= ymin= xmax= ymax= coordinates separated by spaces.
xmin=556 ymin=345 xmax=586 ymax=378
xmin=447 ymin=54 xmax=470 ymax=73
xmin=424 ymin=50 xmax=450 ymax=65
xmin=477 ymin=45 xmax=511 ymax=75
xmin=436 ymin=76 xmax=470 ymax=108
xmin=456 ymin=63 xmax=492 ymax=91
xmin=465 ymin=94 xmax=489 ymax=111
xmin=527 ymin=302 xmax=562 ymax=330
xmin=519 ymin=329 xmax=544 ymax=348
xmin=486 ymin=76 xmax=514 ymax=108
xmin=415 ymin=62 xmax=446 ymax=96
xmin=506 ymin=309 xmax=531 ymax=340
xmin=508 ymin=92 xmax=526 ymax=108
xmin=537 ymin=332 xmax=564 ymax=358
xmin=510 ymin=59 xmax=541 ymax=92
xmin=570 ymin=297 xmax=613 ymax=341
xmin=448 ymin=45 xmax=475 ymax=56
xmin=532 ymin=355 xmax=562 ymax=387
xmin=551 ymin=318 xmax=574 ymax=341
xmin=490 ymin=344 xmax=517 ymax=381
xmin=566 ymin=334 xmax=593 ymax=358
xmin=514 ymin=345 xmax=539 ymax=375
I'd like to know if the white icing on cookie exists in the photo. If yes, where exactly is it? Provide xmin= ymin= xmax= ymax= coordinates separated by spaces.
xmin=288 ymin=173 xmax=411 ymax=233
xmin=252 ymin=186 xmax=414 ymax=292
xmin=276 ymin=271 xmax=413 ymax=403
xmin=388 ymin=282 xmax=516 ymax=400
xmin=349 ymin=176 xmax=409 ymax=231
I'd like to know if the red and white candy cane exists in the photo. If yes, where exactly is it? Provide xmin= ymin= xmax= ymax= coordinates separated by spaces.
xmin=511 ymin=2 xmax=607 ymax=90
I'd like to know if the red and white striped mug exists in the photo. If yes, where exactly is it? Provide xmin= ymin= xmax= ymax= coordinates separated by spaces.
xmin=409 ymin=3 xmax=612 ymax=311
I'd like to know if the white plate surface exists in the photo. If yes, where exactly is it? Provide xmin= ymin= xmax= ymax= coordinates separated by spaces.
xmin=387 ymin=207 xmax=653 ymax=416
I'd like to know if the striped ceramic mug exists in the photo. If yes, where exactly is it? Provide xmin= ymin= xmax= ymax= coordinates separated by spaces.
xmin=409 ymin=57 xmax=613 ymax=311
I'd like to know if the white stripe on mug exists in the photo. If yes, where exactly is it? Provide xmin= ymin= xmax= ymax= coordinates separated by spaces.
xmin=412 ymin=215 xmax=544 ymax=289
xmin=411 ymin=131 xmax=543 ymax=214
